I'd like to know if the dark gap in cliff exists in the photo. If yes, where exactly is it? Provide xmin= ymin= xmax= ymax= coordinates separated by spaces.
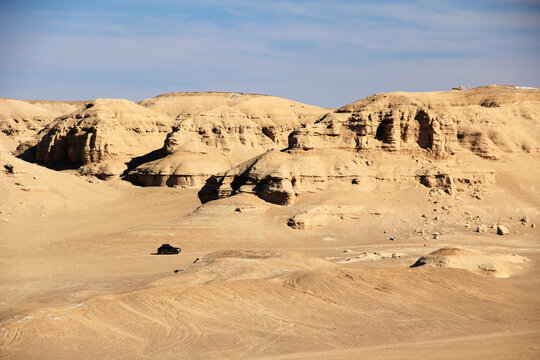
xmin=253 ymin=177 xmax=290 ymax=205
xmin=230 ymin=175 xmax=249 ymax=193
xmin=198 ymin=176 xmax=222 ymax=203
xmin=261 ymin=126 xmax=277 ymax=142
xmin=400 ymin=123 xmax=410 ymax=142
xmin=375 ymin=118 xmax=393 ymax=144
xmin=89 ymin=131 xmax=97 ymax=150
xmin=15 ymin=144 xmax=37 ymax=163
xmin=415 ymin=110 xmax=433 ymax=149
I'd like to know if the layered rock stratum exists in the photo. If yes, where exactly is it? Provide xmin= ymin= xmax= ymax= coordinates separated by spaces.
xmin=35 ymin=99 xmax=174 ymax=178
xmin=128 ymin=92 xmax=329 ymax=186
xmin=6 ymin=86 xmax=539 ymax=202
xmin=201 ymin=86 xmax=539 ymax=204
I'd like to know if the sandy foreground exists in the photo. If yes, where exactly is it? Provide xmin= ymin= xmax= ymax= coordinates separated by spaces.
xmin=1 ymin=170 xmax=539 ymax=359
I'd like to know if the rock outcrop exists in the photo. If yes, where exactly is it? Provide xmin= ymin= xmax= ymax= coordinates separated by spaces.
xmin=415 ymin=165 xmax=496 ymax=194
xmin=290 ymin=85 xmax=540 ymax=158
xmin=128 ymin=92 xmax=329 ymax=186
xmin=200 ymin=86 xmax=539 ymax=205
xmin=198 ymin=149 xmax=372 ymax=204
xmin=198 ymin=149 xmax=498 ymax=205
xmin=287 ymin=205 xmax=366 ymax=229
xmin=410 ymin=247 xmax=528 ymax=278
xmin=25 ymin=86 xmax=540 ymax=196
xmin=35 ymin=99 xmax=174 ymax=176
xmin=139 ymin=92 xmax=329 ymax=146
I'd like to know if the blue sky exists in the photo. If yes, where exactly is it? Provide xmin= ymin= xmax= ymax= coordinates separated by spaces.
xmin=1 ymin=0 xmax=539 ymax=107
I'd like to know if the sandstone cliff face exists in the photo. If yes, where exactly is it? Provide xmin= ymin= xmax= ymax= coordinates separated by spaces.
xmin=33 ymin=93 xmax=328 ymax=182
xmin=200 ymin=86 xmax=538 ymax=205
xmin=127 ymin=149 xmax=238 ymax=187
xmin=28 ymin=87 xmax=539 ymax=200
xmin=198 ymin=149 xmax=498 ymax=205
xmin=128 ymin=93 xmax=329 ymax=186
xmin=139 ymin=92 xmax=329 ymax=146
xmin=127 ymin=114 xmax=277 ymax=187
xmin=35 ymin=99 xmax=173 ymax=171
xmin=164 ymin=112 xmax=277 ymax=153
xmin=198 ymin=150 xmax=341 ymax=205
xmin=290 ymin=86 xmax=540 ymax=158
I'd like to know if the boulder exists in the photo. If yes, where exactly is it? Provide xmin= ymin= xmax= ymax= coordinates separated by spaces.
xmin=476 ymin=225 xmax=488 ymax=233
xmin=497 ymin=225 xmax=510 ymax=235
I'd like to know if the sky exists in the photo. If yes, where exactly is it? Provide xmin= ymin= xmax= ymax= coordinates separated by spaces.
xmin=0 ymin=0 xmax=539 ymax=108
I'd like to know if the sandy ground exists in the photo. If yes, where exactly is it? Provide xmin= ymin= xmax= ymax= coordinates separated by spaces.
xmin=1 ymin=159 xmax=539 ymax=359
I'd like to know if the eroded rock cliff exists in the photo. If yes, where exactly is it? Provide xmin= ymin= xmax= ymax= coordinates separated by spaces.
xmin=25 ymin=86 xmax=540 ymax=200
xmin=290 ymin=85 xmax=539 ymax=158
xmin=200 ymin=86 xmax=539 ymax=204
xmin=139 ymin=92 xmax=329 ymax=146
xmin=128 ymin=92 xmax=329 ymax=186
xmin=35 ymin=99 xmax=174 ymax=176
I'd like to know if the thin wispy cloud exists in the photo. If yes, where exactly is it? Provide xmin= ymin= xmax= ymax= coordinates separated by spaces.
xmin=0 ymin=0 xmax=538 ymax=107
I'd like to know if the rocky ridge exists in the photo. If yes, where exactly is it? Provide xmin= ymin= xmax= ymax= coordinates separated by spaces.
xmin=200 ymin=86 xmax=538 ymax=204
xmin=5 ymin=86 xmax=540 ymax=203
xmin=127 ymin=92 xmax=329 ymax=186
xmin=139 ymin=92 xmax=328 ymax=146
xmin=292 ymin=85 xmax=539 ymax=157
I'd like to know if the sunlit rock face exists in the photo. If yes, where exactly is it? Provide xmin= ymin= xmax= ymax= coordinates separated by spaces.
xmin=200 ymin=86 xmax=540 ymax=205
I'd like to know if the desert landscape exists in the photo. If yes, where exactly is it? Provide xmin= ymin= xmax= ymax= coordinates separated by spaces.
xmin=0 ymin=85 xmax=539 ymax=359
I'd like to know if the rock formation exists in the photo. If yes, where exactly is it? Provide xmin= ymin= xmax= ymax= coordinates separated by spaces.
xmin=16 ymin=86 xmax=540 ymax=198
xmin=35 ymin=99 xmax=174 ymax=177
xmin=128 ymin=92 xmax=329 ymax=186
xmin=200 ymin=86 xmax=539 ymax=205
xmin=198 ymin=149 xmax=371 ymax=204
xmin=287 ymin=205 xmax=366 ymax=229
xmin=410 ymin=247 xmax=528 ymax=278
xmin=291 ymin=85 xmax=539 ymax=157
xmin=138 ymin=92 xmax=329 ymax=146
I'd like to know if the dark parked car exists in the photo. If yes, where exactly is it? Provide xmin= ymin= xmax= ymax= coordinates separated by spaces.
xmin=157 ymin=244 xmax=181 ymax=254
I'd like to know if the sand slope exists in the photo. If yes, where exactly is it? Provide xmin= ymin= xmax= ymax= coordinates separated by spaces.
xmin=1 ymin=250 xmax=538 ymax=360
